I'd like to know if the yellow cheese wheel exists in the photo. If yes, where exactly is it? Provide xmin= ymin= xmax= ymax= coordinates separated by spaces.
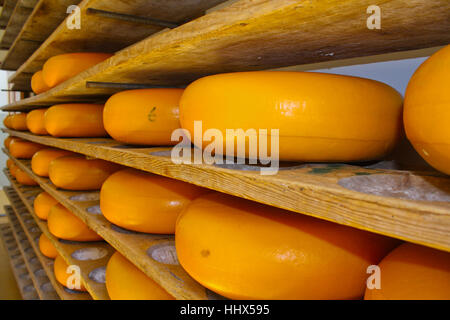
xmin=4 ymin=136 xmax=13 ymax=149
xmin=49 ymin=156 xmax=122 ymax=190
xmin=39 ymin=233 xmax=58 ymax=259
xmin=6 ymin=159 xmax=14 ymax=171
xmin=404 ymin=45 xmax=450 ymax=175
xmin=31 ymin=70 xmax=52 ymax=94
xmin=48 ymin=203 xmax=102 ymax=242
xmin=180 ymin=72 xmax=403 ymax=162
xmin=10 ymin=113 xmax=28 ymax=131
xmin=364 ymin=243 xmax=450 ymax=300
xmin=104 ymin=89 xmax=184 ymax=145
xmin=9 ymin=162 xmax=19 ymax=178
xmin=106 ymin=252 xmax=174 ymax=300
xmin=176 ymin=193 xmax=400 ymax=300
xmin=100 ymin=168 xmax=206 ymax=234
xmin=54 ymin=254 xmax=87 ymax=292
xmin=15 ymin=168 xmax=38 ymax=186
xmin=34 ymin=192 xmax=58 ymax=221
xmin=26 ymin=109 xmax=49 ymax=135
xmin=3 ymin=115 xmax=13 ymax=129
xmin=32 ymin=148 xmax=75 ymax=177
xmin=45 ymin=104 xmax=108 ymax=138
xmin=9 ymin=139 xmax=46 ymax=159
xmin=42 ymin=53 xmax=113 ymax=87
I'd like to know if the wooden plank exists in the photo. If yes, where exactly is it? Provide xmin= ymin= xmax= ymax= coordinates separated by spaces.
xmin=4 ymin=174 xmax=108 ymax=300
xmin=5 ymin=157 xmax=218 ymax=300
xmin=0 ymin=0 xmax=38 ymax=50
xmin=3 ymin=130 xmax=450 ymax=253
xmin=8 ymin=0 xmax=228 ymax=89
xmin=0 ymin=0 xmax=17 ymax=29
xmin=5 ymin=205 xmax=59 ymax=300
xmin=4 ymin=0 xmax=450 ymax=110
xmin=4 ymin=186 xmax=90 ymax=300
xmin=0 ymin=220 xmax=39 ymax=300
xmin=2 ymin=0 xmax=82 ymax=71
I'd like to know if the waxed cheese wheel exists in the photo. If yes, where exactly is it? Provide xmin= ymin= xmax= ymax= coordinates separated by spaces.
xmin=42 ymin=53 xmax=113 ymax=87
xmin=103 ymin=89 xmax=184 ymax=145
xmin=180 ymin=71 xmax=403 ymax=162
xmin=3 ymin=115 xmax=13 ymax=129
xmin=26 ymin=109 xmax=48 ymax=135
xmin=39 ymin=233 xmax=58 ymax=259
xmin=34 ymin=191 xmax=58 ymax=221
xmin=32 ymin=148 xmax=75 ymax=177
xmin=15 ymin=168 xmax=38 ymax=186
xmin=45 ymin=104 xmax=108 ymax=137
xmin=100 ymin=168 xmax=206 ymax=234
xmin=49 ymin=156 xmax=122 ymax=191
xmin=6 ymin=159 xmax=14 ymax=171
xmin=48 ymin=203 xmax=102 ymax=242
xmin=175 ymin=193 xmax=400 ymax=300
xmin=106 ymin=252 xmax=174 ymax=300
xmin=10 ymin=113 xmax=28 ymax=131
xmin=31 ymin=70 xmax=52 ymax=94
xmin=4 ymin=136 xmax=13 ymax=149
xmin=9 ymin=139 xmax=46 ymax=159
xmin=9 ymin=162 xmax=19 ymax=178
xmin=54 ymin=254 xmax=87 ymax=292
xmin=364 ymin=243 xmax=450 ymax=300
xmin=404 ymin=45 xmax=450 ymax=175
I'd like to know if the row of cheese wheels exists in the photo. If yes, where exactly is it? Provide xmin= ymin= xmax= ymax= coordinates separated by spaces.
xmin=6 ymin=137 xmax=450 ymax=300
xmin=9 ymin=45 xmax=449 ymax=174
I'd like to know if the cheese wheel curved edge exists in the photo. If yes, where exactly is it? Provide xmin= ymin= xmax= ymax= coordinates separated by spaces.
xmin=54 ymin=254 xmax=87 ymax=292
xmin=32 ymin=148 xmax=76 ymax=177
xmin=39 ymin=233 xmax=58 ymax=259
xmin=9 ymin=139 xmax=46 ymax=159
xmin=31 ymin=71 xmax=52 ymax=94
xmin=15 ymin=168 xmax=38 ymax=186
xmin=26 ymin=109 xmax=49 ymax=135
xmin=34 ymin=191 xmax=58 ymax=221
xmin=10 ymin=113 xmax=28 ymax=131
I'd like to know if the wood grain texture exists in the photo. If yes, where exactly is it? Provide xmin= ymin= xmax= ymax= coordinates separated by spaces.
xmin=5 ymin=205 xmax=59 ymax=300
xmin=0 ymin=0 xmax=17 ymax=28
xmin=4 ymin=0 xmax=450 ymax=109
xmin=3 ymin=130 xmax=450 ymax=253
xmin=0 ymin=0 xmax=37 ymax=50
xmin=5 ymin=176 xmax=108 ymax=300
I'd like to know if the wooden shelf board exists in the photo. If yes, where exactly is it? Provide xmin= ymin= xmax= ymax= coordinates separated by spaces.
xmin=3 ymin=130 xmax=450 ymax=253
xmin=0 ymin=0 xmax=17 ymax=29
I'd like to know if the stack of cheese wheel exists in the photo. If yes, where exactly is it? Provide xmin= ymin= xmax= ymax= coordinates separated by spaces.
xmin=39 ymin=233 xmax=58 ymax=259
xmin=54 ymin=254 xmax=87 ymax=292
xmin=179 ymin=71 xmax=403 ymax=162
xmin=103 ymin=89 xmax=184 ymax=145
xmin=15 ymin=168 xmax=38 ymax=186
xmin=26 ymin=109 xmax=48 ymax=135
xmin=45 ymin=104 xmax=108 ymax=138
xmin=49 ymin=155 xmax=121 ymax=190
xmin=31 ymin=71 xmax=51 ymax=95
xmin=34 ymin=192 xmax=58 ymax=221
xmin=100 ymin=168 xmax=206 ymax=234
xmin=175 ymin=192 xmax=400 ymax=300
xmin=42 ymin=53 xmax=112 ymax=88
xmin=32 ymin=148 xmax=75 ymax=177
xmin=365 ymin=243 xmax=450 ymax=300
xmin=9 ymin=113 xmax=28 ymax=131
xmin=9 ymin=139 xmax=46 ymax=159
xmin=106 ymin=252 xmax=174 ymax=300
xmin=48 ymin=203 xmax=102 ymax=242
xmin=404 ymin=45 xmax=450 ymax=175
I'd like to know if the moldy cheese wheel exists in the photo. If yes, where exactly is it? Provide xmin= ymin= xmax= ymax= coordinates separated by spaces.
xmin=32 ymin=148 xmax=75 ymax=177
xmin=42 ymin=53 xmax=113 ymax=87
xmin=106 ymin=252 xmax=174 ymax=300
xmin=10 ymin=113 xmax=28 ymax=131
xmin=45 ymin=104 xmax=107 ymax=137
xmin=31 ymin=70 xmax=52 ymax=94
xmin=9 ymin=139 xmax=46 ymax=159
xmin=48 ymin=203 xmax=102 ymax=241
xmin=26 ymin=109 xmax=48 ymax=135
xmin=364 ymin=243 xmax=450 ymax=300
xmin=175 ymin=193 xmax=400 ymax=300
xmin=100 ymin=168 xmax=206 ymax=234
xmin=39 ymin=233 xmax=58 ymax=259
xmin=54 ymin=255 xmax=87 ymax=291
xmin=180 ymin=71 xmax=403 ymax=162
xmin=34 ymin=192 xmax=58 ymax=220
xmin=3 ymin=115 xmax=13 ymax=129
xmin=404 ymin=45 xmax=450 ymax=175
xmin=49 ymin=155 xmax=121 ymax=190
xmin=104 ymin=89 xmax=184 ymax=145
xmin=15 ymin=168 xmax=38 ymax=186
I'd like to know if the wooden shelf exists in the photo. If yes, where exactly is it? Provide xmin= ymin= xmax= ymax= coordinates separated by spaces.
xmin=0 ymin=0 xmax=17 ymax=29
xmin=4 ymin=205 xmax=60 ymax=300
xmin=0 ymin=220 xmax=39 ymax=300
xmin=3 ymin=130 xmax=450 ymax=253
xmin=6 ymin=0 xmax=228 ymax=91
xmin=3 ymin=0 xmax=450 ymax=110
xmin=5 ymin=155 xmax=219 ymax=300
xmin=5 ymin=173 xmax=109 ymax=299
